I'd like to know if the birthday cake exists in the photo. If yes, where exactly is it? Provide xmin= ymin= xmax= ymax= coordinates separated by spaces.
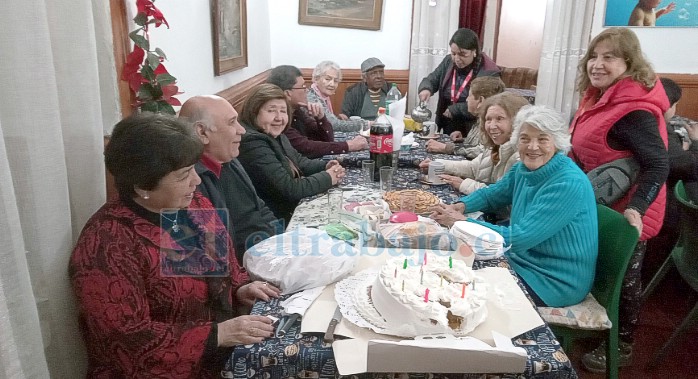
xmin=359 ymin=255 xmax=488 ymax=336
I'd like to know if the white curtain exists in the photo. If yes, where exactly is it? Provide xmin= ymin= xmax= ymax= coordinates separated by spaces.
xmin=407 ymin=0 xmax=461 ymax=112
xmin=536 ymin=0 xmax=596 ymax=121
xmin=0 ymin=0 xmax=119 ymax=377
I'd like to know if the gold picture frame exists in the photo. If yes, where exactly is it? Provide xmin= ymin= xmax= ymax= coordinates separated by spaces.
xmin=298 ymin=0 xmax=384 ymax=31
xmin=211 ymin=0 xmax=248 ymax=75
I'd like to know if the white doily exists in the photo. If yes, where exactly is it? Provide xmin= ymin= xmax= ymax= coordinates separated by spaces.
xmin=334 ymin=268 xmax=399 ymax=336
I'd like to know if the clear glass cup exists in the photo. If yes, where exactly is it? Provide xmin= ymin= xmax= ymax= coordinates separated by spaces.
xmin=380 ymin=166 xmax=394 ymax=193
xmin=400 ymin=191 xmax=417 ymax=213
xmin=327 ymin=188 xmax=343 ymax=224
xmin=361 ymin=160 xmax=375 ymax=187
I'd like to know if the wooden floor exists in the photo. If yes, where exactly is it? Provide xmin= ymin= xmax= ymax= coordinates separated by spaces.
xmin=569 ymin=250 xmax=698 ymax=379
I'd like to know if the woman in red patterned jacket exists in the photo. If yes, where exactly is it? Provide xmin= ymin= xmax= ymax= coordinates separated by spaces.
xmin=70 ymin=113 xmax=280 ymax=378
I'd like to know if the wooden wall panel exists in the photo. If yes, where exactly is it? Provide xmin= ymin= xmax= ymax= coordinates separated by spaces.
xmin=216 ymin=70 xmax=272 ymax=113
xmin=659 ymin=73 xmax=698 ymax=121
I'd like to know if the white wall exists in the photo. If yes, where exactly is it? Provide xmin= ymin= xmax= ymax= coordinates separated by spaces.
xmin=138 ymin=0 xmax=273 ymax=104
xmin=494 ymin=0 xmax=546 ymax=69
xmin=267 ymin=0 xmax=412 ymax=70
xmin=591 ymin=0 xmax=698 ymax=74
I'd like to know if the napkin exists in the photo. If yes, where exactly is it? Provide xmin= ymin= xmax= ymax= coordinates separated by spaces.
xmin=401 ymin=132 xmax=415 ymax=146
xmin=387 ymin=94 xmax=407 ymax=151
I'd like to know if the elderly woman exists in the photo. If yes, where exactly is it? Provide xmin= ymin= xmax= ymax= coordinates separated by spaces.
xmin=425 ymin=76 xmax=506 ymax=158
xmin=418 ymin=28 xmax=501 ymax=137
xmin=430 ymin=105 xmax=598 ymax=308
xmin=70 ymin=113 xmax=280 ymax=378
xmin=238 ymin=83 xmax=346 ymax=224
xmin=420 ymin=92 xmax=529 ymax=195
xmin=307 ymin=60 xmax=364 ymax=132
xmin=569 ymin=28 xmax=669 ymax=372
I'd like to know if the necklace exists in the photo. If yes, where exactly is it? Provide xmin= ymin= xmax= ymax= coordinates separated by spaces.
xmin=161 ymin=211 xmax=180 ymax=232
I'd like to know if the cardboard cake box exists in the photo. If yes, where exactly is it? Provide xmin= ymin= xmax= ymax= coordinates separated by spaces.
xmin=300 ymin=248 xmax=543 ymax=375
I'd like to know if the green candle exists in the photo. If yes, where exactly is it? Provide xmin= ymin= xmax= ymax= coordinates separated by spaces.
xmin=403 ymin=259 xmax=408 ymax=269
xmin=449 ymin=256 xmax=452 ymax=268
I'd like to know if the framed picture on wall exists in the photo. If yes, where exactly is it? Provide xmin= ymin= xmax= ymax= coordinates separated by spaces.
xmin=298 ymin=0 xmax=384 ymax=30
xmin=211 ymin=0 xmax=248 ymax=75
xmin=604 ymin=0 xmax=697 ymax=27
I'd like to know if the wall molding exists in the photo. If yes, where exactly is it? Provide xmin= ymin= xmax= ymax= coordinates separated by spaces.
xmin=216 ymin=70 xmax=273 ymax=113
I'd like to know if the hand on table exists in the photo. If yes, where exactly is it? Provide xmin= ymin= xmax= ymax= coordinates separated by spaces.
xmin=418 ymin=158 xmax=432 ymax=170
xmin=425 ymin=140 xmax=448 ymax=153
xmin=429 ymin=203 xmax=467 ymax=228
xmin=347 ymin=135 xmax=369 ymax=151
xmin=439 ymin=174 xmax=463 ymax=191
xmin=325 ymin=161 xmax=346 ymax=185
xmin=236 ymin=280 xmax=281 ymax=306
xmin=450 ymin=131 xmax=463 ymax=142
xmin=217 ymin=315 xmax=274 ymax=347
xmin=418 ymin=90 xmax=432 ymax=103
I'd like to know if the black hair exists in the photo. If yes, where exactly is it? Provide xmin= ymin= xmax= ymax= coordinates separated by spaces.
xmin=450 ymin=28 xmax=481 ymax=57
xmin=660 ymin=77 xmax=682 ymax=106
xmin=267 ymin=65 xmax=303 ymax=91
xmin=105 ymin=112 xmax=203 ymax=199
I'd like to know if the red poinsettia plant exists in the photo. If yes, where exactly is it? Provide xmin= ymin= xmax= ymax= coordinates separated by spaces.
xmin=121 ymin=0 xmax=182 ymax=114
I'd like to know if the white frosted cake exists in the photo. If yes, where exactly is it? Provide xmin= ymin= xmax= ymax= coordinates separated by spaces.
xmin=364 ymin=255 xmax=488 ymax=336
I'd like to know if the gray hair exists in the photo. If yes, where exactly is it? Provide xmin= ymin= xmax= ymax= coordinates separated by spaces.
xmin=313 ymin=61 xmax=342 ymax=81
xmin=511 ymin=105 xmax=571 ymax=153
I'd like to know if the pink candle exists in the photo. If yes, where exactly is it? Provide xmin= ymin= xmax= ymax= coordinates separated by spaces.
xmin=423 ymin=252 xmax=428 ymax=265
xmin=461 ymin=282 xmax=466 ymax=298
xmin=424 ymin=288 xmax=430 ymax=302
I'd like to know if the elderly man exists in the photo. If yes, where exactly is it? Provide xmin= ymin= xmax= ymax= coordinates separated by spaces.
xmin=267 ymin=65 xmax=367 ymax=158
xmin=179 ymin=95 xmax=281 ymax=263
xmin=341 ymin=57 xmax=396 ymax=120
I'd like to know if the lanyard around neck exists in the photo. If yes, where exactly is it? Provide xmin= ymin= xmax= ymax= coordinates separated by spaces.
xmin=450 ymin=69 xmax=473 ymax=103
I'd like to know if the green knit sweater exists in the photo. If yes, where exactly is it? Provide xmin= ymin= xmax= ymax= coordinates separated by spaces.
xmin=462 ymin=153 xmax=598 ymax=307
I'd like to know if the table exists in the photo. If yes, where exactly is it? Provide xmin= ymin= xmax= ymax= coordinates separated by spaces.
xmin=225 ymin=258 xmax=577 ymax=379
xmin=225 ymin=135 xmax=578 ymax=378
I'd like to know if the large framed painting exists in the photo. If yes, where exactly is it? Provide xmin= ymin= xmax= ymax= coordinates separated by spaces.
xmin=604 ymin=0 xmax=698 ymax=27
xmin=211 ymin=0 xmax=248 ymax=75
xmin=299 ymin=0 xmax=384 ymax=30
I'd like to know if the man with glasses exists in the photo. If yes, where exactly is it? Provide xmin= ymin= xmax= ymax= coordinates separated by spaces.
xmin=267 ymin=65 xmax=367 ymax=158
xmin=341 ymin=57 xmax=397 ymax=120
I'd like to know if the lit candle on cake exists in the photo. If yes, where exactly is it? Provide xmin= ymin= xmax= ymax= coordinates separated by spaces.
xmin=424 ymin=288 xmax=430 ymax=302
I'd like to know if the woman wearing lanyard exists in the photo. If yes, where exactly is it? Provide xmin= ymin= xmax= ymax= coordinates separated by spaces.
xmin=418 ymin=28 xmax=501 ymax=138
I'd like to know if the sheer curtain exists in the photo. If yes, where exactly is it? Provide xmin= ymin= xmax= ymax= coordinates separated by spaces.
xmin=408 ymin=0 xmax=461 ymax=111
xmin=0 ymin=0 xmax=119 ymax=377
xmin=536 ymin=0 xmax=596 ymax=121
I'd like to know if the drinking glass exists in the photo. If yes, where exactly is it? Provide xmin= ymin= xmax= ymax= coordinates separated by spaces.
xmin=327 ymin=188 xmax=343 ymax=224
xmin=361 ymin=160 xmax=375 ymax=187
xmin=400 ymin=191 xmax=417 ymax=213
xmin=379 ymin=166 xmax=394 ymax=193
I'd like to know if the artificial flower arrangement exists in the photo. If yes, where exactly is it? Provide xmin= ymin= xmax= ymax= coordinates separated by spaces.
xmin=121 ymin=0 xmax=181 ymax=114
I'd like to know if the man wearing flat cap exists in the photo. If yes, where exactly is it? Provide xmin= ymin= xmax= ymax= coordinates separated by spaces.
xmin=340 ymin=57 xmax=396 ymax=121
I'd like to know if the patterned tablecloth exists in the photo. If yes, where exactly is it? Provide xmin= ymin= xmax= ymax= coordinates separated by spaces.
xmin=226 ymin=133 xmax=578 ymax=378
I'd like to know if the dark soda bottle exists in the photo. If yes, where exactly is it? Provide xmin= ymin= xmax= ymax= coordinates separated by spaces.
xmin=369 ymin=107 xmax=393 ymax=181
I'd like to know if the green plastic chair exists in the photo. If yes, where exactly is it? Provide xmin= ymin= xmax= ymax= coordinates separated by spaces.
xmin=641 ymin=181 xmax=698 ymax=369
xmin=550 ymin=204 xmax=639 ymax=379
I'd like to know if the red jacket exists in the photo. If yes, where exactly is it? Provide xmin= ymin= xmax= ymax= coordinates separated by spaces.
xmin=69 ymin=193 xmax=248 ymax=378
xmin=570 ymin=77 xmax=669 ymax=240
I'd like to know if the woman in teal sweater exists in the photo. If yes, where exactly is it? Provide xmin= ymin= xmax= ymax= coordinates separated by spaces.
xmin=431 ymin=105 xmax=598 ymax=307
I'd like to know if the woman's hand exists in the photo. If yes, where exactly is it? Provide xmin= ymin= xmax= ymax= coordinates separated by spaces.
xmin=217 ymin=315 xmax=274 ymax=347
xmin=429 ymin=203 xmax=466 ymax=227
xmin=347 ymin=135 xmax=369 ymax=151
xmin=236 ymin=281 xmax=281 ymax=306
xmin=325 ymin=163 xmax=346 ymax=185
xmin=419 ymin=90 xmax=432 ymax=102
xmin=425 ymin=140 xmax=447 ymax=153
xmin=450 ymin=131 xmax=463 ymax=142
xmin=338 ymin=113 xmax=349 ymax=121
xmin=418 ymin=158 xmax=432 ymax=170
xmin=624 ymin=208 xmax=643 ymax=237
xmin=439 ymin=174 xmax=463 ymax=190
xmin=301 ymin=102 xmax=325 ymax=119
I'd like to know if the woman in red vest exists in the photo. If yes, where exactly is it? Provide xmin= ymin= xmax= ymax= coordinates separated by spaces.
xmin=569 ymin=28 xmax=669 ymax=373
